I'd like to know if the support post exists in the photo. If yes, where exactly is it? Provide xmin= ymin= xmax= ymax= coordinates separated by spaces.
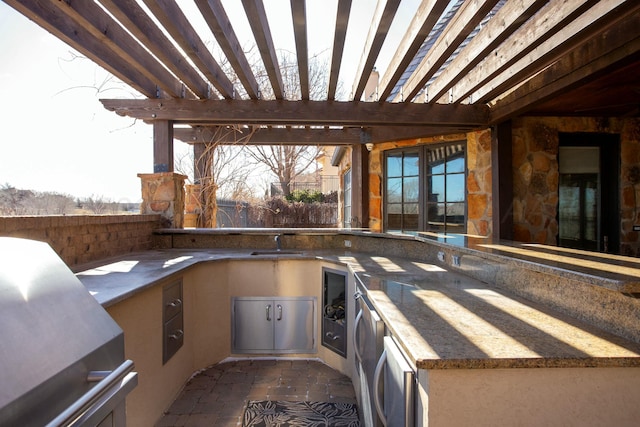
xmin=351 ymin=143 xmax=370 ymax=229
xmin=491 ymin=121 xmax=514 ymax=241
xmin=139 ymin=120 xmax=185 ymax=228
xmin=153 ymin=120 xmax=174 ymax=173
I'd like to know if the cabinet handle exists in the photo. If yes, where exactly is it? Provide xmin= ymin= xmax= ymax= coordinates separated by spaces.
xmin=169 ymin=329 xmax=184 ymax=340
xmin=353 ymin=309 xmax=363 ymax=365
xmin=374 ymin=348 xmax=388 ymax=426
xmin=266 ymin=304 xmax=272 ymax=321
xmin=166 ymin=298 xmax=182 ymax=308
xmin=325 ymin=331 xmax=341 ymax=341
xmin=277 ymin=304 xmax=282 ymax=321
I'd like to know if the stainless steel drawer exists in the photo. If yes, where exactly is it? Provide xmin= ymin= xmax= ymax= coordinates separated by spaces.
xmin=323 ymin=317 xmax=346 ymax=356
xmin=163 ymin=280 xmax=183 ymax=320
xmin=163 ymin=313 xmax=184 ymax=364
xmin=163 ymin=279 xmax=183 ymax=364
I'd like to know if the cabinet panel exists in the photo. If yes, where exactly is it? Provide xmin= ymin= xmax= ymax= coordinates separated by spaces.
xmin=232 ymin=297 xmax=316 ymax=353
xmin=233 ymin=299 xmax=274 ymax=351
xmin=274 ymin=299 xmax=314 ymax=351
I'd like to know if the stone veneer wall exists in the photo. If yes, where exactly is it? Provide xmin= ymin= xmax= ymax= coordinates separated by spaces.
xmin=512 ymin=117 xmax=640 ymax=255
xmin=139 ymin=172 xmax=187 ymax=228
xmin=466 ymin=129 xmax=493 ymax=236
xmin=368 ymin=130 xmax=493 ymax=235
xmin=0 ymin=214 xmax=162 ymax=268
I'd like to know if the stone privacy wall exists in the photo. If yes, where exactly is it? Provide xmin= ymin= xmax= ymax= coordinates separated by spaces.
xmin=512 ymin=117 xmax=640 ymax=255
xmin=0 ymin=214 xmax=162 ymax=268
xmin=368 ymin=130 xmax=492 ymax=235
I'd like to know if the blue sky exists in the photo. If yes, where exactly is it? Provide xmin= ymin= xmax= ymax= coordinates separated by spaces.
xmin=0 ymin=1 xmax=419 ymax=203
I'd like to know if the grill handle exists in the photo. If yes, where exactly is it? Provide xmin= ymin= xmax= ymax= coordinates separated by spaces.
xmin=46 ymin=359 xmax=136 ymax=427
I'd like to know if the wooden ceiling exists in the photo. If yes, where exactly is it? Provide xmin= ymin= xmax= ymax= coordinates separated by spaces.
xmin=6 ymin=0 xmax=640 ymax=146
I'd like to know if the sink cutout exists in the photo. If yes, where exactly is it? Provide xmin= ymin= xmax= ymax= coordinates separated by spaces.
xmin=250 ymin=250 xmax=304 ymax=256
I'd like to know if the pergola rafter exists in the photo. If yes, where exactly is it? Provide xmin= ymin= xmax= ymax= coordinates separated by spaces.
xmin=4 ymin=0 xmax=639 ymax=146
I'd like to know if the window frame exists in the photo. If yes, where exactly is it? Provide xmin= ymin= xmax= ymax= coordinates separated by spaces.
xmin=383 ymin=142 xmax=467 ymax=233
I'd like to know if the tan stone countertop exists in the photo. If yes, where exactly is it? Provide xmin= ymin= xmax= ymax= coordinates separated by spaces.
xmin=350 ymin=261 xmax=640 ymax=370
xmin=155 ymin=228 xmax=640 ymax=294
xmin=76 ymin=246 xmax=640 ymax=371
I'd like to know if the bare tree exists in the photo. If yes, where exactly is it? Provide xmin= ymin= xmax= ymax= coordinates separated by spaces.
xmin=177 ymin=45 xmax=339 ymax=226
xmin=83 ymin=195 xmax=109 ymax=214
xmin=0 ymin=184 xmax=33 ymax=215
xmin=28 ymin=192 xmax=75 ymax=215
xmin=241 ymin=52 xmax=329 ymax=197
xmin=0 ymin=184 xmax=77 ymax=215
xmin=246 ymin=145 xmax=320 ymax=197
xmin=176 ymin=126 xmax=258 ymax=227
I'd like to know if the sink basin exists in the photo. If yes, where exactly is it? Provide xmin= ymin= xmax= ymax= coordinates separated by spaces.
xmin=250 ymin=250 xmax=304 ymax=256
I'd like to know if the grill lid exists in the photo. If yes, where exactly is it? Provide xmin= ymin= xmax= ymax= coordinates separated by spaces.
xmin=0 ymin=237 xmax=125 ymax=425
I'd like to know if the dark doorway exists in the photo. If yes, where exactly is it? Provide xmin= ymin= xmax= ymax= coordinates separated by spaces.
xmin=558 ymin=133 xmax=620 ymax=253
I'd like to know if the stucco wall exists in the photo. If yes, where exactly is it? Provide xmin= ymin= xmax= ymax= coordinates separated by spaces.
xmin=419 ymin=367 xmax=640 ymax=427
xmin=0 ymin=214 xmax=161 ymax=267
xmin=512 ymin=117 xmax=640 ymax=255
xmin=107 ymin=259 xmax=352 ymax=426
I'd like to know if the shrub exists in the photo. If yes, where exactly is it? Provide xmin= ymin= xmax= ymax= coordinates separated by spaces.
xmin=285 ymin=189 xmax=325 ymax=203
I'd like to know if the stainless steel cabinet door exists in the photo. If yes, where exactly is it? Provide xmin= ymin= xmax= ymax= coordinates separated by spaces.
xmin=233 ymin=299 xmax=274 ymax=352
xmin=232 ymin=297 xmax=316 ymax=353
xmin=274 ymin=298 xmax=315 ymax=351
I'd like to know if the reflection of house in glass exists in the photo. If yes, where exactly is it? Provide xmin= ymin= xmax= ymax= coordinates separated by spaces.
xmin=426 ymin=144 xmax=466 ymax=233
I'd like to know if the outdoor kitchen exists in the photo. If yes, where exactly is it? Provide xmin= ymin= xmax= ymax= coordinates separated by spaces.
xmin=2 ymin=0 xmax=640 ymax=426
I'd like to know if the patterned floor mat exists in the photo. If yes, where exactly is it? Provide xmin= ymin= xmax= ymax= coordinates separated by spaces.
xmin=243 ymin=400 xmax=360 ymax=426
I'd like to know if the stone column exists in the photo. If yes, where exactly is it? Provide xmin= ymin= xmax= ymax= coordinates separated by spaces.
xmin=138 ymin=172 xmax=187 ymax=228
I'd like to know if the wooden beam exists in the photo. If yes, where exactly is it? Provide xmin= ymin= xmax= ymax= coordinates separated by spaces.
xmin=351 ymin=0 xmax=401 ymax=101
xmin=99 ymin=0 xmax=210 ymax=99
xmin=474 ymin=0 xmax=638 ymax=104
xmin=394 ymin=0 xmax=500 ymax=103
xmin=425 ymin=0 xmax=548 ymax=104
xmin=327 ymin=0 xmax=352 ymax=101
xmin=242 ymin=0 xmax=285 ymax=100
xmin=447 ymin=0 xmax=598 ymax=104
xmin=490 ymin=11 xmax=640 ymax=123
xmin=290 ymin=1 xmax=309 ymax=100
xmin=176 ymin=126 xmax=362 ymax=145
xmin=101 ymin=98 xmax=490 ymax=127
xmin=142 ymin=0 xmax=235 ymax=99
xmin=4 ymin=0 xmax=160 ymax=98
xmin=49 ymin=0 xmax=185 ymax=98
xmin=377 ymin=0 xmax=450 ymax=102
xmin=196 ymin=0 xmax=260 ymax=99
xmin=174 ymin=125 xmax=473 ymax=145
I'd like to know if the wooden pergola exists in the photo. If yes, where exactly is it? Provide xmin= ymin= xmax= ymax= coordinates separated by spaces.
xmin=8 ymin=0 xmax=639 ymax=134
xmin=6 ymin=0 xmax=640 ymax=229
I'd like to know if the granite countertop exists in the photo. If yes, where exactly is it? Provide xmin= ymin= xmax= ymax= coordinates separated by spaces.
xmin=76 ymin=247 xmax=640 ymax=370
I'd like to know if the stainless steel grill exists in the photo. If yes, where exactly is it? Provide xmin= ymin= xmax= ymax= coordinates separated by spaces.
xmin=0 ymin=237 xmax=137 ymax=426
